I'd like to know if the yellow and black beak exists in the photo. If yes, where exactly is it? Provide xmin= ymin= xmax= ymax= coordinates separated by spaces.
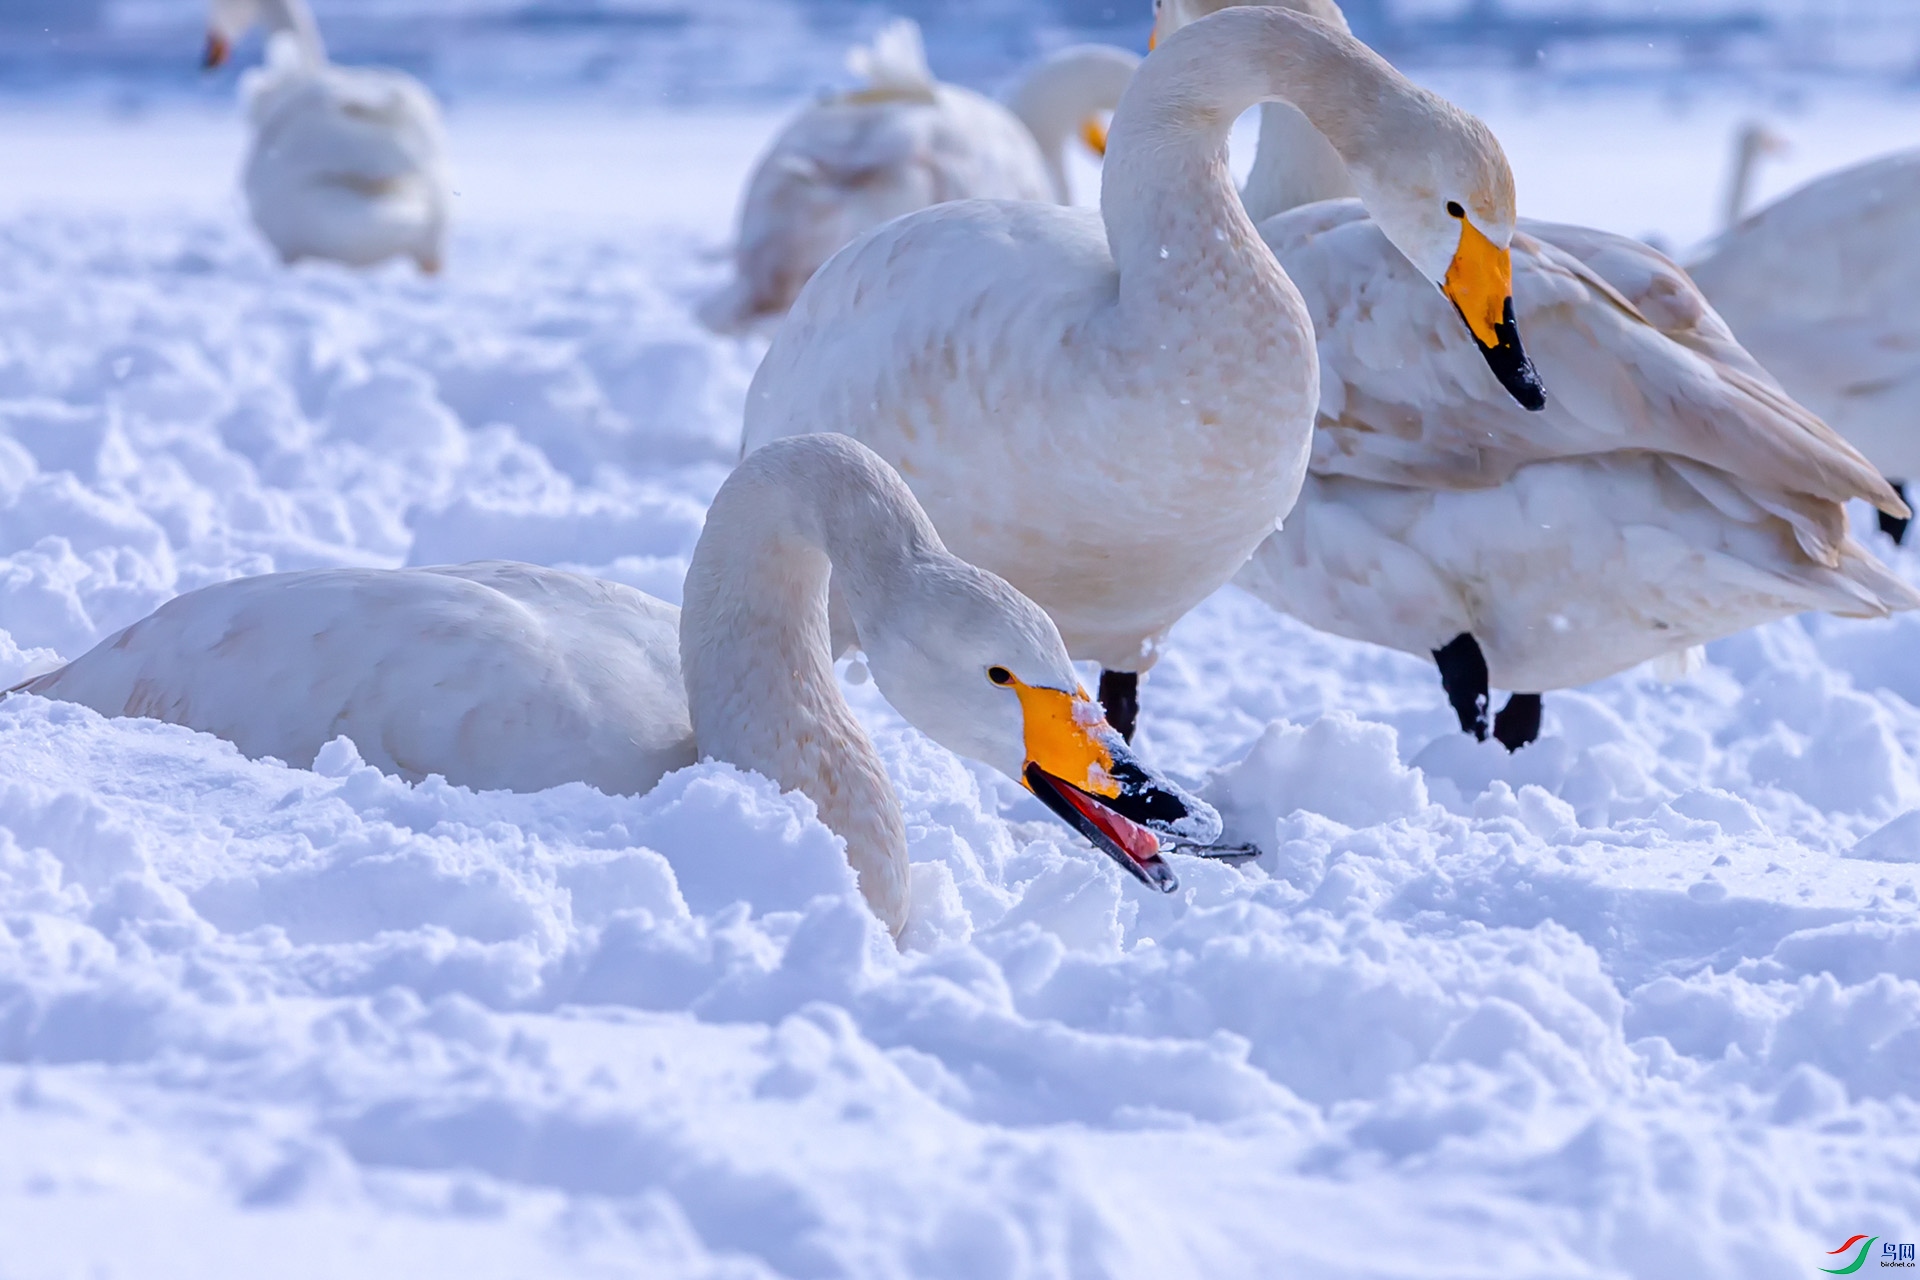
xmin=202 ymin=31 xmax=232 ymax=70
xmin=1442 ymin=217 xmax=1546 ymax=412
xmin=1006 ymin=676 xmax=1220 ymax=892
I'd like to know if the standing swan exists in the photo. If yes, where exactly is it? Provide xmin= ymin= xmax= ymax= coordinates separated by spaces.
xmin=9 ymin=436 xmax=1217 ymax=939
xmin=204 ymin=0 xmax=451 ymax=274
xmin=741 ymin=6 xmax=1541 ymax=740
xmin=1152 ymin=0 xmax=1916 ymax=748
xmin=700 ymin=20 xmax=1138 ymax=333
xmin=1687 ymin=146 xmax=1920 ymax=544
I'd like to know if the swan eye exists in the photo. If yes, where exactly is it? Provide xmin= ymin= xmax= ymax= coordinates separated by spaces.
xmin=987 ymin=666 xmax=1014 ymax=686
xmin=1446 ymin=201 xmax=1465 ymax=219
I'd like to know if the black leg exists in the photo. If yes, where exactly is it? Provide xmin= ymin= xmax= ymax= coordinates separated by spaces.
xmin=1492 ymin=692 xmax=1543 ymax=752
xmin=1099 ymin=669 xmax=1140 ymax=743
xmin=1432 ymin=633 xmax=1489 ymax=741
xmin=1880 ymin=479 xmax=1910 ymax=546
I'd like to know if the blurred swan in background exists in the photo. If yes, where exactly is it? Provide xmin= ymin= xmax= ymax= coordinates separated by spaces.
xmin=699 ymin=19 xmax=1138 ymax=333
xmin=1687 ymin=135 xmax=1920 ymax=544
xmin=10 ymin=435 xmax=1217 ymax=939
xmin=205 ymin=0 xmax=451 ymax=273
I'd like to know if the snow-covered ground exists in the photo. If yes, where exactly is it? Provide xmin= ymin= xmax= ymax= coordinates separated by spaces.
xmin=4 ymin=85 xmax=1920 ymax=1279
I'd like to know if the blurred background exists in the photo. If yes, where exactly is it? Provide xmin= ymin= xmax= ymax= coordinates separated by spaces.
xmin=6 ymin=0 xmax=1920 ymax=102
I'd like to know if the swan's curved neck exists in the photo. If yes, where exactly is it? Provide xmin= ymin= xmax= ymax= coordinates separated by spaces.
xmin=1006 ymin=49 xmax=1138 ymax=204
xmin=1101 ymin=8 xmax=1392 ymax=298
xmin=1241 ymin=100 xmax=1358 ymax=222
xmin=261 ymin=0 xmax=327 ymax=65
xmin=680 ymin=442 xmax=936 ymax=937
xmin=1722 ymin=128 xmax=1767 ymax=230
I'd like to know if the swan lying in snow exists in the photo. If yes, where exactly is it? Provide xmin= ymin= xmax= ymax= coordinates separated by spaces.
xmin=1149 ymin=0 xmax=1918 ymax=751
xmin=1687 ymin=141 xmax=1920 ymax=544
xmin=205 ymin=0 xmax=450 ymax=274
xmin=9 ymin=435 xmax=1219 ymax=939
xmin=700 ymin=20 xmax=1139 ymax=332
xmin=741 ymin=5 xmax=1540 ymax=741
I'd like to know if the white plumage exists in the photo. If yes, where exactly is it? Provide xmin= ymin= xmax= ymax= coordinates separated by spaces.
xmin=1240 ymin=197 xmax=1915 ymax=702
xmin=14 ymin=436 xmax=1214 ymax=938
xmin=742 ymin=6 xmax=1532 ymax=694
xmin=700 ymin=20 xmax=1137 ymax=332
xmin=210 ymin=0 xmax=450 ymax=273
xmin=1137 ymin=0 xmax=1916 ymax=739
xmin=1688 ymin=148 xmax=1920 ymax=481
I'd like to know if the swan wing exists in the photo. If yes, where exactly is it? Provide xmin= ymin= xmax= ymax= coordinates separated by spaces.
xmin=16 ymin=563 xmax=694 ymax=797
xmin=709 ymin=87 xmax=1051 ymax=329
xmin=1263 ymin=200 xmax=1900 ymax=564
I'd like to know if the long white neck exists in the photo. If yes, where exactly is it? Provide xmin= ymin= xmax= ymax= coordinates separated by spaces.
xmin=1006 ymin=45 xmax=1140 ymax=204
xmin=680 ymin=437 xmax=941 ymax=939
xmin=1241 ymin=100 xmax=1358 ymax=222
xmin=1100 ymin=7 xmax=1398 ymax=311
xmin=260 ymin=0 xmax=326 ymax=66
xmin=1721 ymin=125 xmax=1770 ymax=230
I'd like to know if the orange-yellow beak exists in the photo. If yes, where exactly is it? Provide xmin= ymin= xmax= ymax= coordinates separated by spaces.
xmin=1003 ymin=674 xmax=1218 ymax=890
xmin=202 ymin=31 xmax=231 ymax=70
xmin=1441 ymin=217 xmax=1545 ymax=411
xmin=1079 ymin=116 xmax=1109 ymax=158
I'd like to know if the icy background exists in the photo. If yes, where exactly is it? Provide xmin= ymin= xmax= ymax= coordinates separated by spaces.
xmin=6 ymin=2 xmax=1920 ymax=1277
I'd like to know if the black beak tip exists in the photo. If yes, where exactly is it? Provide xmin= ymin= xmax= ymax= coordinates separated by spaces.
xmin=1024 ymin=762 xmax=1181 ymax=894
xmin=1465 ymin=298 xmax=1547 ymax=413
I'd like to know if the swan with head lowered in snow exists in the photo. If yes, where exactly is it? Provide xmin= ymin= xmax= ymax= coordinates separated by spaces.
xmin=1150 ymin=0 xmax=1917 ymax=750
xmin=741 ymin=5 xmax=1543 ymax=741
xmin=1686 ymin=138 xmax=1920 ymax=545
xmin=204 ymin=0 xmax=450 ymax=273
xmin=700 ymin=20 xmax=1139 ymax=333
xmin=9 ymin=435 xmax=1217 ymax=939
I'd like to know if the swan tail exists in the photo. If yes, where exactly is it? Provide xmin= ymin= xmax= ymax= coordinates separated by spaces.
xmin=845 ymin=18 xmax=935 ymax=97
xmin=1827 ymin=539 xmax=1920 ymax=618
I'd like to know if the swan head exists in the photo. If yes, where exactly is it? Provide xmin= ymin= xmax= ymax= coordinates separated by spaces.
xmin=861 ymin=562 xmax=1220 ymax=892
xmin=1343 ymin=104 xmax=1546 ymax=412
xmin=1148 ymin=0 xmax=1546 ymax=412
xmin=203 ymin=0 xmax=257 ymax=67
xmin=204 ymin=0 xmax=316 ymax=69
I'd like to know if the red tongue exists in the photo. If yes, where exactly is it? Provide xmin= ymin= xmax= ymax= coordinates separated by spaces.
xmin=1059 ymin=782 xmax=1161 ymax=868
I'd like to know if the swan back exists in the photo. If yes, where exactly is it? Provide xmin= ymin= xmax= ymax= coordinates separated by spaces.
xmin=699 ymin=22 xmax=1054 ymax=332
xmin=17 ymin=562 xmax=694 ymax=796
xmin=1687 ymin=149 xmax=1920 ymax=474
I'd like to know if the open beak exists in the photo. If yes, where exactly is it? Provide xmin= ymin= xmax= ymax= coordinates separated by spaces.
xmin=1442 ymin=217 xmax=1546 ymax=412
xmin=202 ymin=31 xmax=231 ymax=69
xmin=1080 ymin=116 xmax=1109 ymax=158
xmin=1011 ymin=679 xmax=1222 ymax=892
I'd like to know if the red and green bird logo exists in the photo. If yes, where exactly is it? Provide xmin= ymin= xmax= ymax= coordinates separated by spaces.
xmin=1822 ymin=1236 xmax=1879 ymax=1275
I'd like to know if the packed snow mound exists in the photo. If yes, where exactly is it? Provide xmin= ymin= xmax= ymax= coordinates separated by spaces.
xmin=5 ymin=210 xmax=1920 ymax=1276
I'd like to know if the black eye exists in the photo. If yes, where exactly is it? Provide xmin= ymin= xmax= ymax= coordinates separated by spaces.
xmin=987 ymin=666 xmax=1013 ymax=686
xmin=1446 ymin=201 xmax=1465 ymax=218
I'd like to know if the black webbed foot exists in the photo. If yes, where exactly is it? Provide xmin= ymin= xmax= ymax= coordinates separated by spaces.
xmin=1098 ymin=669 xmax=1140 ymax=743
xmin=1432 ymin=633 xmax=1490 ymax=741
xmin=1492 ymin=692 xmax=1543 ymax=752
